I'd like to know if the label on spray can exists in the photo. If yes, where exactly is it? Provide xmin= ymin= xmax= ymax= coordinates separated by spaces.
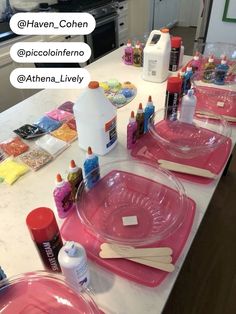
xmin=58 ymin=241 xmax=90 ymax=291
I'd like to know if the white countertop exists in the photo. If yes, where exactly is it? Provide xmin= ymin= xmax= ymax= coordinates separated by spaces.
xmin=0 ymin=48 xmax=235 ymax=314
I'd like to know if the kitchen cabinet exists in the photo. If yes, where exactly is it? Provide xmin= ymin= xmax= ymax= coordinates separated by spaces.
xmin=0 ymin=35 xmax=41 ymax=112
xmin=117 ymin=0 xmax=129 ymax=47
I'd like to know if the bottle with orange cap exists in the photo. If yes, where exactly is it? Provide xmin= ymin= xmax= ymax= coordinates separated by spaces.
xmin=67 ymin=160 xmax=83 ymax=202
xmin=143 ymin=28 xmax=171 ymax=82
xmin=73 ymin=81 xmax=117 ymax=156
xmin=53 ymin=173 xmax=73 ymax=219
xmin=124 ymin=39 xmax=134 ymax=65
xmin=83 ymin=146 xmax=100 ymax=189
xmin=136 ymin=103 xmax=145 ymax=138
xmin=144 ymin=95 xmax=155 ymax=133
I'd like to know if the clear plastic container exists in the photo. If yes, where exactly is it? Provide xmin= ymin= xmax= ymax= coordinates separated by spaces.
xmin=193 ymin=42 xmax=236 ymax=62
xmin=0 ymin=271 xmax=100 ymax=314
xmin=191 ymin=70 xmax=236 ymax=119
xmin=76 ymin=160 xmax=188 ymax=246
xmin=148 ymin=107 xmax=231 ymax=159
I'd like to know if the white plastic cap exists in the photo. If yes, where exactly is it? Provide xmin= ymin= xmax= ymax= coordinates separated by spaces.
xmin=64 ymin=241 xmax=78 ymax=257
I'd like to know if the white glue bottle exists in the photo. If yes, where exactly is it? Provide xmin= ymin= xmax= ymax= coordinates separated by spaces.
xmin=143 ymin=28 xmax=171 ymax=83
xmin=58 ymin=241 xmax=90 ymax=291
xmin=179 ymin=89 xmax=197 ymax=124
xmin=73 ymin=81 xmax=118 ymax=156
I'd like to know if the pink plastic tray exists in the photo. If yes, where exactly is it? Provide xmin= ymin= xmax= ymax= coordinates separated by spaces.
xmin=61 ymin=197 xmax=195 ymax=288
xmin=195 ymin=86 xmax=236 ymax=124
xmin=131 ymin=132 xmax=232 ymax=184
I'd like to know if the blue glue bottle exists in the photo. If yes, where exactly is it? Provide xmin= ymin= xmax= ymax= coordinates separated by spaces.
xmin=144 ymin=96 xmax=155 ymax=133
xmin=214 ymin=56 xmax=229 ymax=85
xmin=83 ymin=146 xmax=100 ymax=189
xmin=183 ymin=66 xmax=193 ymax=95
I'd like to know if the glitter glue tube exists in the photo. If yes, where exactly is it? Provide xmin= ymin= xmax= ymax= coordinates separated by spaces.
xmin=203 ymin=55 xmax=216 ymax=82
xmin=136 ymin=103 xmax=145 ymax=138
xmin=124 ymin=39 xmax=133 ymax=65
xmin=83 ymin=147 xmax=100 ymax=189
xmin=164 ymin=76 xmax=182 ymax=121
xmin=26 ymin=207 xmax=63 ymax=272
xmin=58 ymin=241 xmax=90 ymax=292
xmin=183 ymin=66 xmax=193 ymax=95
xmin=191 ymin=51 xmax=201 ymax=72
xmin=133 ymin=41 xmax=142 ymax=67
xmin=67 ymin=160 xmax=83 ymax=202
xmin=144 ymin=96 xmax=155 ymax=133
xmin=127 ymin=111 xmax=138 ymax=149
xmin=53 ymin=173 xmax=74 ymax=219
xmin=214 ymin=56 xmax=229 ymax=85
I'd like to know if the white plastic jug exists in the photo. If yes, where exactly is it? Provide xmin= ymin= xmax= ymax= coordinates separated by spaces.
xmin=73 ymin=81 xmax=118 ymax=156
xmin=143 ymin=29 xmax=171 ymax=83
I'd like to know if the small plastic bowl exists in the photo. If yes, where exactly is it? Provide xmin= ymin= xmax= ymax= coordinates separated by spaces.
xmin=148 ymin=108 xmax=231 ymax=159
xmin=76 ymin=160 xmax=188 ymax=246
xmin=0 ymin=271 xmax=100 ymax=314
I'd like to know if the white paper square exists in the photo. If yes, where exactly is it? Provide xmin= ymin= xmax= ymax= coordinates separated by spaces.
xmin=122 ymin=215 xmax=138 ymax=226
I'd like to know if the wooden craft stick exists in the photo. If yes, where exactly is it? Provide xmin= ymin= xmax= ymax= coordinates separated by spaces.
xmin=195 ymin=110 xmax=236 ymax=122
xmin=158 ymin=159 xmax=216 ymax=179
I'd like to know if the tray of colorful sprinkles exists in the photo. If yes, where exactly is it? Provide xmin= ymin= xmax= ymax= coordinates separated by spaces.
xmin=0 ymin=101 xmax=77 ymax=185
xmin=99 ymin=79 xmax=137 ymax=108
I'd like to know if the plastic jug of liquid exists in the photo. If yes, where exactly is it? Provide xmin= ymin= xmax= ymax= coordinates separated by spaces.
xmin=73 ymin=81 xmax=117 ymax=156
xmin=143 ymin=28 xmax=171 ymax=83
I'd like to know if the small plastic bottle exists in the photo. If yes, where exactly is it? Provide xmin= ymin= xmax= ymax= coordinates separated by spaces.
xmin=83 ymin=147 xmax=100 ymax=189
xmin=191 ymin=51 xmax=201 ymax=72
xmin=144 ymin=96 xmax=155 ymax=133
xmin=53 ymin=174 xmax=74 ymax=219
xmin=124 ymin=39 xmax=133 ymax=65
xmin=133 ymin=41 xmax=142 ymax=67
xmin=203 ymin=55 xmax=216 ymax=82
xmin=127 ymin=111 xmax=138 ymax=149
xmin=58 ymin=241 xmax=90 ymax=292
xmin=67 ymin=160 xmax=83 ymax=202
xmin=169 ymin=36 xmax=182 ymax=72
xmin=183 ymin=66 xmax=193 ymax=94
xmin=164 ymin=76 xmax=182 ymax=121
xmin=136 ymin=103 xmax=145 ymax=138
xmin=214 ymin=56 xmax=229 ymax=85
xmin=178 ymin=40 xmax=184 ymax=69
xmin=179 ymin=89 xmax=197 ymax=124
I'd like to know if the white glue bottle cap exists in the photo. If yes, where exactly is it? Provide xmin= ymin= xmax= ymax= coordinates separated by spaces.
xmin=127 ymin=39 xmax=132 ymax=47
xmin=64 ymin=241 xmax=78 ymax=257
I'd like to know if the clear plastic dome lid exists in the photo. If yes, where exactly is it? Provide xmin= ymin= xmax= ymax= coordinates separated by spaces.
xmin=76 ymin=159 xmax=189 ymax=246
xmin=0 ymin=271 xmax=101 ymax=314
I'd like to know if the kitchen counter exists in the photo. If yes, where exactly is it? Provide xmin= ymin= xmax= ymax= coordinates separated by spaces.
xmin=0 ymin=47 xmax=235 ymax=313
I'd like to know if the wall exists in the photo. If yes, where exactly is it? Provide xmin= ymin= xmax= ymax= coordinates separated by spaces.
xmin=178 ymin=0 xmax=201 ymax=27
xmin=206 ymin=0 xmax=236 ymax=43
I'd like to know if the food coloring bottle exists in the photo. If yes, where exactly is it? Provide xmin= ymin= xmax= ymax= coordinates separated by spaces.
xmin=124 ymin=39 xmax=133 ymax=65
xmin=183 ymin=66 xmax=193 ymax=94
xmin=136 ymin=103 xmax=145 ymax=138
xmin=203 ymin=55 xmax=216 ymax=82
xmin=53 ymin=174 xmax=74 ymax=219
xmin=169 ymin=36 xmax=182 ymax=71
xmin=67 ymin=160 xmax=83 ymax=202
xmin=191 ymin=51 xmax=201 ymax=72
xmin=83 ymin=147 xmax=100 ymax=189
xmin=26 ymin=207 xmax=63 ymax=272
xmin=214 ymin=56 xmax=229 ymax=85
xmin=58 ymin=241 xmax=90 ymax=292
xmin=127 ymin=111 xmax=138 ymax=149
xmin=144 ymin=95 xmax=155 ymax=133
xmin=179 ymin=89 xmax=197 ymax=124
xmin=133 ymin=41 xmax=142 ymax=67
xmin=164 ymin=76 xmax=182 ymax=121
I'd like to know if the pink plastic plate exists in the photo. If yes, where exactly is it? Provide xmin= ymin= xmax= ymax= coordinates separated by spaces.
xmin=61 ymin=197 xmax=195 ymax=288
xmin=131 ymin=132 xmax=232 ymax=184
xmin=0 ymin=272 xmax=101 ymax=314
